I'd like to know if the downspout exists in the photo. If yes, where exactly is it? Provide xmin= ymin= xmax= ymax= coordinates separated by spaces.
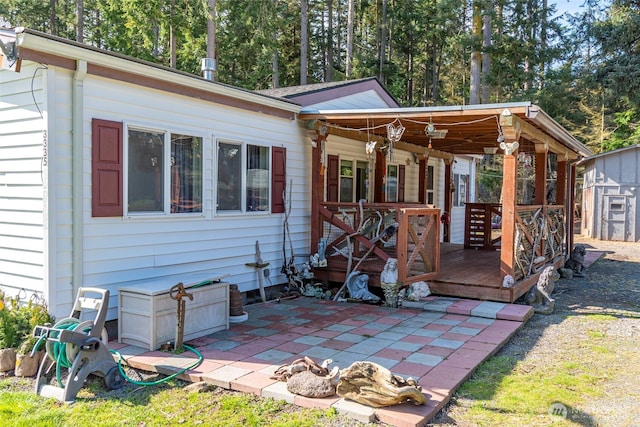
xmin=72 ymin=60 xmax=87 ymax=300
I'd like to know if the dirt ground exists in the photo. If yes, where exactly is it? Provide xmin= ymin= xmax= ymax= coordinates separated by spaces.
xmin=430 ymin=235 xmax=640 ymax=426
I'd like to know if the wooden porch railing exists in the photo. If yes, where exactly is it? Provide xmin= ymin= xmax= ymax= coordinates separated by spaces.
xmin=465 ymin=203 xmax=566 ymax=281
xmin=313 ymin=202 xmax=440 ymax=286
xmin=513 ymin=205 xmax=566 ymax=280
xmin=464 ymin=203 xmax=502 ymax=250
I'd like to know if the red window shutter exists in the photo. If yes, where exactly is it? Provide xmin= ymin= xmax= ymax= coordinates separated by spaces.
xmin=271 ymin=146 xmax=286 ymax=213
xmin=92 ymin=119 xmax=123 ymax=217
xmin=398 ymin=164 xmax=406 ymax=202
xmin=327 ymin=155 xmax=339 ymax=202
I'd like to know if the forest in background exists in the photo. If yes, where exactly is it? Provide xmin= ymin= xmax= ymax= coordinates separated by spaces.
xmin=1 ymin=0 xmax=639 ymax=155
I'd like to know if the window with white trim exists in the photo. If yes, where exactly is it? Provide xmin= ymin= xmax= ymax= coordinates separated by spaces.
xmin=217 ymin=141 xmax=270 ymax=212
xmin=453 ymin=173 xmax=468 ymax=207
xmin=386 ymin=164 xmax=398 ymax=202
xmin=426 ymin=165 xmax=435 ymax=205
xmin=339 ymin=160 xmax=354 ymax=202
xmin=127 ymin=127 xmax=203 ymax=214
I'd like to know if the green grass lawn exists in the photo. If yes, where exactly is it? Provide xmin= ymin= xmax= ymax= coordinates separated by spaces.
xmin=0 ymin=377 xmax=347 ymax=427
xmin=438 ymin=313 xmax=640 ymax=426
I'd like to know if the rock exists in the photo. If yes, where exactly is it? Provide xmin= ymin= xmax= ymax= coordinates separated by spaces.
xmin=184 ymin=381 xmax=214 ymax=393
xmin=286 ymin=370 xmax=337 ymax=398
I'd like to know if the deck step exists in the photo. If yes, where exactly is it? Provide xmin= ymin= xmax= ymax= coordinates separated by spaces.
xmin=403 ymin=296 xmax=533 ymax=322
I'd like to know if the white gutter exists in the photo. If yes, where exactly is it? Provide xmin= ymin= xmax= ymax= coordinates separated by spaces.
xmin=299 ymin=101 xmax=535 ymax=115
xmin=72 ymin=59 xmax=87 ymax=299
xmin=525 ymin=105 xmax=592 ymax=158
xmin=16 ymin=29 xmax=300 ymax=115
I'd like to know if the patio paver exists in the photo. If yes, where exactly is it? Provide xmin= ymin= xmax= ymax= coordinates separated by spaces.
xmin=111 ymin=295 xmax=532 ymax=427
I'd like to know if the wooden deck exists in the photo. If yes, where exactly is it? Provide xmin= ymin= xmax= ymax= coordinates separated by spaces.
xmin=429 ymin=244 xmax=562 ymax=302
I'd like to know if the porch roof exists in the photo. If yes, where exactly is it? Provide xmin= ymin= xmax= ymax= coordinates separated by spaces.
xmin=299 ymin=101 xmax=592 ymax=160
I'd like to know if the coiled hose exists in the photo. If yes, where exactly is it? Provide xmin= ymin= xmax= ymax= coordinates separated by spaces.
xmin=33 ymin=317 xmax=203 ymax=387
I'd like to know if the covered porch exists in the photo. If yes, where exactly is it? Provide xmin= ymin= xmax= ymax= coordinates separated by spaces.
xmin=301 ymin=102 xmax=591 ymax=303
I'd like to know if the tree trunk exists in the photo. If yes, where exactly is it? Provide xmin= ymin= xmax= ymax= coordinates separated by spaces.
xmin=326 ymin=0 xmax=334 ymax=82
xmin=50 ymin=0 xmax=57 ymax=36
xmin=207 ymin=0 xmax=216 ymax=81
xmin=469 ymin=0 xmax=482 ymax=105
xmin=379 ymin=0 xmax=387 ymax=82
xmin=481 ymin=8 xmax=491 ymax=103
xmin=539 ymin=0 xmax=547 ymax=90
xmin=301 ymin=0 xmax=308 ymax=84
xmin=272 ymin=0 xmax=279 ymax=87
xmin=346 ymin=0 xmax=355 ymax=78
xmin=170 ymin=0 xmax=177 ymax=68
xmin=76 ymin=0 xmax=83 ymax=42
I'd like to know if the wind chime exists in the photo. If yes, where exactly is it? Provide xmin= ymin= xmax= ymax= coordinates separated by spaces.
xmin=386 ymin=119 xmax=405 ymax=162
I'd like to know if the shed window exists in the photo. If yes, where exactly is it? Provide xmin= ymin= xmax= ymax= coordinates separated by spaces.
xmin=217 ymin=141 xmax=270 ymax=212
xmin=127 ymin=128 xmax=203 ymax=214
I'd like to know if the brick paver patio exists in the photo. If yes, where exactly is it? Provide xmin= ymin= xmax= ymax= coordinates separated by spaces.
xmin=110 ymin=296 xmax=533 ymax=426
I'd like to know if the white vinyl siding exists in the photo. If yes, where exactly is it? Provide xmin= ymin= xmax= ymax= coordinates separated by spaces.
xmin=77 ymin=74 xmax=307 ymax=320
xmin=0 ymin=62 xmax=49 ymax=302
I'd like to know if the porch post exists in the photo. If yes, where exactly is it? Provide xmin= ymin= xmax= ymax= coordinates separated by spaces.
xmin=418 ymin=159 xmax=426 ymax=204
xmin=310 ymin=130 xmax=327 ymax=255
xmin=557 ymin=158 xmax=567 ymax=206
xmin=568 ymin=162 xmax=577 ymax=255
xmin=374 ymin=149 xmax=386 ymax=203
xmin=500 ymin=147 xmax=518 ymax=279
xmin=534 ymin=144 xmax=548 ymax=205
xmin=443 ymin=160 xmax=452 ymax=243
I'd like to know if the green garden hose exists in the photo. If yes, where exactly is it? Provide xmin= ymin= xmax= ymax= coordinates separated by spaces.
xmin=33 ymin=317 xmax=204 ymax=388
xmin=110 ymin=344 xmax=203 ymax=386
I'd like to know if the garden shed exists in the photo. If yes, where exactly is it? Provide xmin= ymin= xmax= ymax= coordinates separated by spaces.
xmin=580 ymin=144 xmax=640 ymax=241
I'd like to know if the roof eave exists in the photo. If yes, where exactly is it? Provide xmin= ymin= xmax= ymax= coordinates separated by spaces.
xmin=15 ymin=28 xmax=300 ymax=114
xmin=526 ymin=105 xmax=592 ymax=158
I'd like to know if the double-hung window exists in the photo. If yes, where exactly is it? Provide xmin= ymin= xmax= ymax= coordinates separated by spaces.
xmin=217 ymin=141 xmax=270 ymax=212
xmin=386 ymin=164 xmax=398 ymax=202
xmin=127 ymin=127 xmax=203 ymax=215
xmin=426 ymin=165 xmax=435 ymax=205
xmin=339 ymin=160 xmax=354 ymax=202
xmin=453 ymin=173 xmax=468 ymax=207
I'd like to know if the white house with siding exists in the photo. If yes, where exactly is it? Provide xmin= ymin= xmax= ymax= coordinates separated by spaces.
xmin=0 ymin=28 xmax=307 ymax=320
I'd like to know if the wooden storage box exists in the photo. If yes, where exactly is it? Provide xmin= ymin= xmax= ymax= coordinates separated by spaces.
xmin=118 ymin=277 xmax=229 ymax=351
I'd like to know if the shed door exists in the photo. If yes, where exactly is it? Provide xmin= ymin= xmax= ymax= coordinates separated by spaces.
xmin=601 ymin=194 xmax=630 ymax=241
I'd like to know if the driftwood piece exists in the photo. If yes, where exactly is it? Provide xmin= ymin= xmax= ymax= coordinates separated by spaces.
xmin=337 ymin=361 xmax=427 ymax=407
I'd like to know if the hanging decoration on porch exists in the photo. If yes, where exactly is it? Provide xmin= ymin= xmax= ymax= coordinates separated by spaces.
xmin=424 ymin=118 xmax=448 ymax=140
xmin=386 ymin=120 xmax=405 ymax=162
xmin=365 ymin=117 xmax=377 ymax=159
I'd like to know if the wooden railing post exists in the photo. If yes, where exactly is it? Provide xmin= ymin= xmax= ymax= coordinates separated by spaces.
xmin=500 ymin=151 xmax=517 ymax=280
xmin=310 ymin=131 xmax=326 ymax=255
xmin=396 ymin=208 xmax=408 ymax=284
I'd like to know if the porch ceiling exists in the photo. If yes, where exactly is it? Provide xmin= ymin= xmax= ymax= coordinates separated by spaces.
xmin=299 ymin=101 xmax=592 ymax=160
